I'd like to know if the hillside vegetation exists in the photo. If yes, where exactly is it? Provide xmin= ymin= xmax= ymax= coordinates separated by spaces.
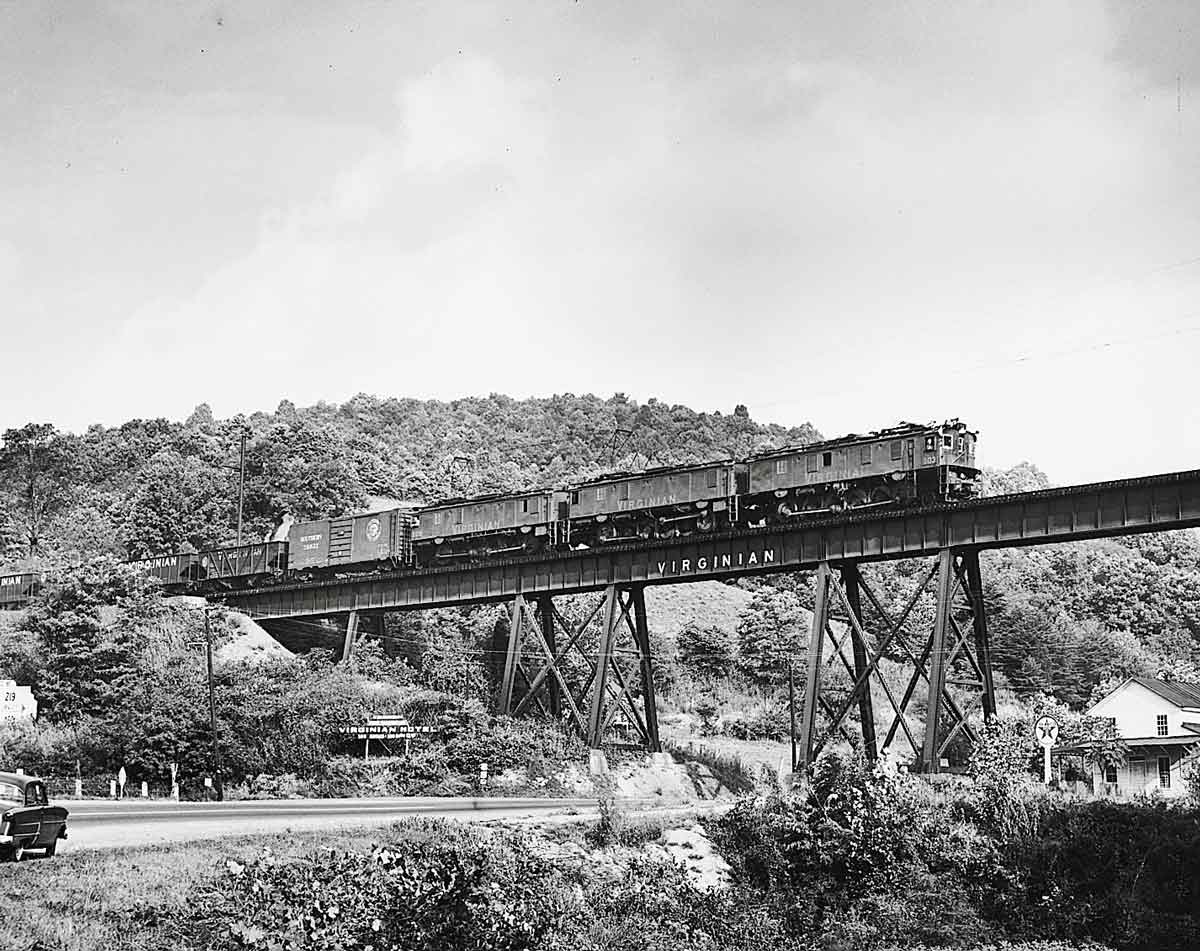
xmin=1 ymin=392 xmax=1199 ymax=727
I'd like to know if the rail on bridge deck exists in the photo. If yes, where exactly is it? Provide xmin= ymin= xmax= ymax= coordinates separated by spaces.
xmin=212 ymin=468 xmax=1199 ymax=775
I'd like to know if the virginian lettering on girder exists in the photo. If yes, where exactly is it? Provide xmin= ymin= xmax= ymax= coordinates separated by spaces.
xmin=654 ymin=548 xmax=775 ymax=576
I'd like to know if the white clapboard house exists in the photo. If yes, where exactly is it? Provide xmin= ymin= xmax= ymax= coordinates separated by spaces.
xmin=1084 ymin=676 xmax=1200 ymax=797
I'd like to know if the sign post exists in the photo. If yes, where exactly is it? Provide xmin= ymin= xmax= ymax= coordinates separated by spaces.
xmin=1034 ymin=714 xmax=1059 ymax=785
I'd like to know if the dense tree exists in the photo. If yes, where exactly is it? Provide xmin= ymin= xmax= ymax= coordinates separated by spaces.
xmin=736 ymin=589 xmax=807 ymax=685
xmin=677 ymin=622 xmax=737 ymax=679
xmin=0 ymin=423 xmax=78 ymax=556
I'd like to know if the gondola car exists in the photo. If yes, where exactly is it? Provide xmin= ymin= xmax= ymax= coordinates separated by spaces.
xmin=412 ymin=490 xmax=563 ymax=561
xmin=744 ymin=419 xmax=978 ymax=525
xmin=566 ymin=460 xmax=739 ymax=544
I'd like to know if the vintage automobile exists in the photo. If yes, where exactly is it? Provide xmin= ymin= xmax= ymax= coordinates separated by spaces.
xmin=0 ymin=773 xmax=68 ymax=860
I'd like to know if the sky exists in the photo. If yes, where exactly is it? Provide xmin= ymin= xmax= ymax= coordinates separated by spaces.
xmin=2 ymin=0 xmax=1200 ymax=485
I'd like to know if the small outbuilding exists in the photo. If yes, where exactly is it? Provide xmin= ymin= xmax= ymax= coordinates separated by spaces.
xmin=1084 ymin=676 xmax=1200 ymax=798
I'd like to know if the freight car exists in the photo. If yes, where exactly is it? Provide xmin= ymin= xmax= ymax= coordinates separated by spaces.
xmin=0 ymin=573 xmax=40 ymax=610
xmin=286 ymin=509 xmax=415 ymax=574
xmin=565 ymin=461 xmax=739 ymax=544
xmin=744 ymin=419 xmax=978 ymax=526
xmin=411 ymin=490 xmax=561 ymax=562
xmin=129 ymin=542 xmax=289 ymax=587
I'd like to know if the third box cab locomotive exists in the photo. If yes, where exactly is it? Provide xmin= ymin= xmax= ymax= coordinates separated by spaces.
xmin=116 ymin=418 xmax=979 ymax=589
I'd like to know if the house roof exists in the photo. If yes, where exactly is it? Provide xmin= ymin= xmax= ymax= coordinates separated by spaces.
xmin=1129 ymin=676 xmax=1200 ymax=708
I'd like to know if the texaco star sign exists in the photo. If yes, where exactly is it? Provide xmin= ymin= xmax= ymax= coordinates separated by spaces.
xmin=1034 ymin=715 xmax=1060 ymax=747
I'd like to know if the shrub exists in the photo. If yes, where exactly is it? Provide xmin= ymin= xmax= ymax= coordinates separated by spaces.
xmin=216 ymin=824 xmax=573 ymax=951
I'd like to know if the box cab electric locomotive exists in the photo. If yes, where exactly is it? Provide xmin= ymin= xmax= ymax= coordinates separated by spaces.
xmin=745 ymin=419 xmax=978 ymax=524
xmin=566 ymin=461 xmax=739 ymax=543
xmin=411 ymin=490 xmax=563 ymax=561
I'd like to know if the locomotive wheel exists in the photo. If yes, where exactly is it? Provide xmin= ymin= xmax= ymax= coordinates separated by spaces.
xmin=598 ymin=523 xmax=617 ymax=543
xmin=696 ymin=513 xmax=715 ymax=533
xmin=846 ymin=489 xmax=869 ymax=509
xmin=800 ymin=495 xmax=822 ymax=512
xmin=637 ymin=520 xmax=657 ymax=540
xmin=870 ymin=487 xmax=893 ymax=504
xmin=822 ymin=492 xmax=844 ymax=512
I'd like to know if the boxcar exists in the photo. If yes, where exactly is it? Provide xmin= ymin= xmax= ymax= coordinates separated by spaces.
xmin=287 ymin=509 xmax=414 ymax=572
xmin=566 ymin=461 xmax=738 ymax=543
xmin=745 ymin=419 xmax=978 ymax=521
xmin=412 ymin=490 xmax=563 ymax=561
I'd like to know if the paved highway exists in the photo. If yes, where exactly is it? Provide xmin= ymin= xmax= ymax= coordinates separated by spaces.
xmin=59 ymin=796 xmax=599 ymax=851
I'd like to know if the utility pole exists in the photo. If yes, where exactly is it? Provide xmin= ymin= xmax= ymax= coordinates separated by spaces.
xmin=204 ymin=608 xmax=225 ymax=801
xmin=236 ymin=429 xmax=247 ymax=546
xmin=788 ymin=659 xmax=798 ymax=775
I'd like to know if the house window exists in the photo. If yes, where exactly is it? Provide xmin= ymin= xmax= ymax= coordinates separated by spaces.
xmin=860 ymin=445 xmax=871 ymax=464
xmin=1158 ymin=756 xmax=1171 ymax=788
xmin=890 ymin=440 xmax=902 ymax=461
xmin=807 ymin=454 xmax=819 ymax=473
xmin=775 ymin=459 xmax=788 ymax=475
xmin=1103 ymin=763 xmax=1118 ymax=784
xmin=822 ymin=452 xmax=832 ymax=467
xmin=1156 ymin=714 xmax=1168 ymax=736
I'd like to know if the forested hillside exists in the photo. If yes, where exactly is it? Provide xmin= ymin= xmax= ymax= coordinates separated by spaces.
xmin=0 ymin=393 xmax=816 ymax=562
xmin=2 ymin=392 xmax=1199 ymax=710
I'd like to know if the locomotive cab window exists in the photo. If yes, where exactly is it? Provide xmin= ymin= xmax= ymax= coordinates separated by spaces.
xmin=924 ymin=436 xmax=936 ymax=452
xmin=595 ymin=487 xmax=605 ymax=502
xmin=706 ymin=469 xmax=718 ymax=488
xmin=890 ymin=440 xmax=902 ymax=461
xmin=774 ymin=459 xmax=787 ymax=475
xmin=619 ymin=482 xmax=630 ymax=501
xmin=454 ymin=509 xmax=463 ymax=525
xmin=860 ymin=445 xmax=871 ymax=464
xmin=943 ymin=435 xmax=953 ymax=447
xmin=807 ymin=454 xmax=819 ymax=473
xmin=571 ymin=491 xmax=580 ymax=505
xmin=822 ymin=452 xmax=832 ymax=467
